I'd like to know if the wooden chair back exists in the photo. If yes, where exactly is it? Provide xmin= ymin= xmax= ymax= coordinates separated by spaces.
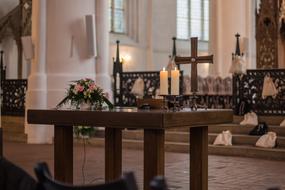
xmin=34 ymin=162 xmax=138 ymax=190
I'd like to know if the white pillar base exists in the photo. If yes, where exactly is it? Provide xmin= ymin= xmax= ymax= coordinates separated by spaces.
xmin=25 ymin=73 xmax=51 ymax=144
xmin=26 ymin=124 xmax=53 ymax=144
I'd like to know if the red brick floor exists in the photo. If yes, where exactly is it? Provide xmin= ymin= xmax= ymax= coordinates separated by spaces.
xmin=3 ymin=141 xmax=285 ymax=190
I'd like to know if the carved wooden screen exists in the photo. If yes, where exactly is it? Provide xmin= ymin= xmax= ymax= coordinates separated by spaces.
xmin=0 ymin=0 xmax=32 ymax=78
xmin=1 ymin=79 xmax=27 ymax=116
xmin=256 ymin=0 xmax=279 ymax=69
xmin=233 ymin=69 xmax=285 ymax=115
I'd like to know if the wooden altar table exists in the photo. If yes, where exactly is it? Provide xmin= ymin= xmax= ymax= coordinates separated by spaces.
xmin=27 ymin=108 xmax=232 ymax=190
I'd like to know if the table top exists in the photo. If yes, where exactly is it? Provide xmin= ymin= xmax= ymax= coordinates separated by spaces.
xmin=27 ymin=108 xmax=233 ymax=129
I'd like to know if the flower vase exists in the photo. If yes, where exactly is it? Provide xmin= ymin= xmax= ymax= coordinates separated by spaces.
xmin=79 ymin=102 xmax=92 ymax=110
xmin=93 ymin=102 xmax=103 ymax=110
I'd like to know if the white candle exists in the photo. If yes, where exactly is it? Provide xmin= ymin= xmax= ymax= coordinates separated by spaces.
xmin=171 ymin=67 xmax=180 ymax=95
xmin=160 ymin=67 xmax=168 ymax=95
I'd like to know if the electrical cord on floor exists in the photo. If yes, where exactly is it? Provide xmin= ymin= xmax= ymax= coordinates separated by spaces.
xmin=81 ymin=136 xmax=102 ymax=185
xmin=88 ymin=177 xmax=100 ymax=184
xmin=82 ymin=138 xmax=87 ymax=184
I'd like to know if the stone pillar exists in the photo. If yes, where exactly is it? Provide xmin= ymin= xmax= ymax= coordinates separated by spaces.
xmin=209 ymin=0 xmax=253 ymax=77
xmin=245 ymin=0 xmax=256 ymax=70
xmin=25 ymin=0 xmax=50 ymax=143
xmin=95 ymin=0 xmax=112 ymax=94
xmin=146 ymin=0 xmax=154 ymax=71
xmin=25 ymin=0 xmax=98 ymax=144
xmin=46 ymin=0 xmax=96 ymax=108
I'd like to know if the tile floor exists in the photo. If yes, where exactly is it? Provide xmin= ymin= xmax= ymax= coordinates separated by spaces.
xmin=3 ymin=141 xmax=285 ymax=190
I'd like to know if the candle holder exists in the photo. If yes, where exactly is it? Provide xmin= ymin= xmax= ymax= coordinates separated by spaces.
xmin=171 ymin=95 xmax=183 ymax=111
xmin=159 ymin=95 xmax=169 ymax=110
xmin=159 ymin=95 xmax=183 ymax=111
xmin=187 ymin=93 xmax=207 ymax=111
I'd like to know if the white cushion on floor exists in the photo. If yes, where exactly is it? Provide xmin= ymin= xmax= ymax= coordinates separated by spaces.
xmin=256 ymin=132 xmax=277 ymax=148
xmin=280 ymin=119 xmax=285 ymax=127
xmin=213 ymin=130 xmax=232 ymax=146
xmin=240 ymin=112 xmax=258 ymax=126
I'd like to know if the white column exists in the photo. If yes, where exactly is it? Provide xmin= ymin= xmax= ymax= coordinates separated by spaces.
xmin=95 ymin=0 xmax=112 ymax=94
xmin=46 ymin=0 xmax=96 ymax=108
xmin=146 ymin=0 xmax=154 ymax=70
xmin=245 ymin=0 xmax=256 ymax=70
xmin=209 ymin=0 xmax=250 ymax=77
xmin=25 ymin=0 xmax=50 ymax=144
xmin=209 ymin=0 xmax=222 ymax=76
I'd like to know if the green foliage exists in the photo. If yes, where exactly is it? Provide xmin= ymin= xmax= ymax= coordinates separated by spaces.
xmin=56 ymin=78 xmax=113 ymax=109
xmin=74 ymin=126 xmax=96 ymax=139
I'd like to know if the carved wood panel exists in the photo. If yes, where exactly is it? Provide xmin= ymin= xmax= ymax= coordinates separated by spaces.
xmin=0 ymin=0 xmax=32 ymax=78
xmin=1 ymin=79 xmax=27 ymax=116
xmin=256 ymin=0 xmax=279 ymax=69
xmin=21 ymin=0 xmax=32 ymax=36
xmin=233 ymin=69 xmax=285 ymax=115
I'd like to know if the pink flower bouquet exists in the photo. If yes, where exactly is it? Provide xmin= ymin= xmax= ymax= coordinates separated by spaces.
xmin=56 ymin=78 xmax=113 ymax=109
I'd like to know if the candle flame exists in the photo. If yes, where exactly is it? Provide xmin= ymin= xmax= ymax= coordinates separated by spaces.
xmin=163 ymin=67 xmax=165 ymax=71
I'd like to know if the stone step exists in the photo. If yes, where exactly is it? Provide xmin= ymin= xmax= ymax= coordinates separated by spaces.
xmin=233 ymin=115 xmax=284 ymax=125
xmin=168 ymin=124 xmax=285 ymax=136
xmin=209 ymin=133 xmax=285 ymax=148
xmin=85 ymin=138 xmax=285 ymax=161
xmin=208 ymin=124 xmax=285 ymax=136
xmin=1 ymin=116 xmax=25 ymax=133
xmin=96 ymin=130 xmax=285 ymax=148
xmin=1 ymin=116 xmax=26 ymax=143
xmin=3 ymin=132 xmax=27 ymax=143
xmin=208 ymin=144 xmax=285 ymax=161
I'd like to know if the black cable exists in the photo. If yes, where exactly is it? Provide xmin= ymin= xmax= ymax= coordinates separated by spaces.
xmin=82 ymin=138 xmax=87 ymax=184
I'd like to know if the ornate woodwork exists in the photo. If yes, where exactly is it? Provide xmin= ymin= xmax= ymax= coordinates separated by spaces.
xmin=183 ymin=95 xmax=233 ymax=109
xmin=1 ymin=79 xmax=27 ymax=116
xmin=21 ymin=0 xmax=32 ymax=36
xmin=233 ymin=69 xmax=285 ymax=115
xmin=0 ymin=51 xmax=6 ymax=81
xmin=256 ymin=0 xmax=279 ymax=69
xmin=280 ymin=0 xmax=285 ymax=40
xmin=0 ymin=0 xmax=32 ymax=78
xmin=119 ymin=71 xmax=160 ymax=106
xmin=115 ymin=71 xmax=184 ymax=106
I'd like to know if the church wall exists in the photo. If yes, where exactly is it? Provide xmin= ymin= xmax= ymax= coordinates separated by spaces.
xmin=110 ymin=0 xmax=256 ymax=79
xmin=46 ymin=0 xmax=97 ymax=108
xmin=109 ymin=0 xmax=149 ymax=73
xmin=109 ymin=0 xmax=209 ymax=77
xmin=152 ymin=0 xmax=176 ymax=71
xmin=210 ymin=0 xmax=256 ymax=78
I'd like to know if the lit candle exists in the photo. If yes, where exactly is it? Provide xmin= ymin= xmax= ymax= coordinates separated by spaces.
xmin=171 ymin=67 xmax=180 ymax=95
xmin=160 ymin=67 xmax=168 ymax=95
xmin=116 ymin=73 xmax=120 ymax=90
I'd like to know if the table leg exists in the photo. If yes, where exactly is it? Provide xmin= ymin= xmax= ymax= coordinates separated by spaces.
xmin=105 ymin=128 xmax=122 ymax=182
xmin=0 ymin=128 xmax=3 ymax=157
xmin=144 ymin=129 xmax=165 ymax=190
xmin=54 ymin=125 xmax=73 ymax=183
xmin=190 ymin=126 xmax=208 ymax=190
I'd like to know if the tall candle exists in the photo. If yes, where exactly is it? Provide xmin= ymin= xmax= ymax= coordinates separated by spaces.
xmin=160 ymin=67 xmax=168 ymax=95
xmin=171 ymin=67 xmax=180 ymax=95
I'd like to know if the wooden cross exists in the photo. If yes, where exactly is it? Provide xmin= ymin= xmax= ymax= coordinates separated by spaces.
xmin=175 ymin=37 xmax=213 ymax=93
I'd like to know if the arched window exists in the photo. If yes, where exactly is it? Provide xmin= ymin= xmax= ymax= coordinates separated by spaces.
xmin=177 ymin=0 xmax=209 ymax=41
xmin=109 ymin=0 xmax=126 ymax=34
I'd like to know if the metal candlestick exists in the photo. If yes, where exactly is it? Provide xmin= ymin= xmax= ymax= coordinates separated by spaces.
xmin=160 ymin=95 xmax=169 ymax=110
xmin=187 ymin=92 xmax=207 ymax=111
xmin=159 ymin=95 xmax=183 ymax=111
